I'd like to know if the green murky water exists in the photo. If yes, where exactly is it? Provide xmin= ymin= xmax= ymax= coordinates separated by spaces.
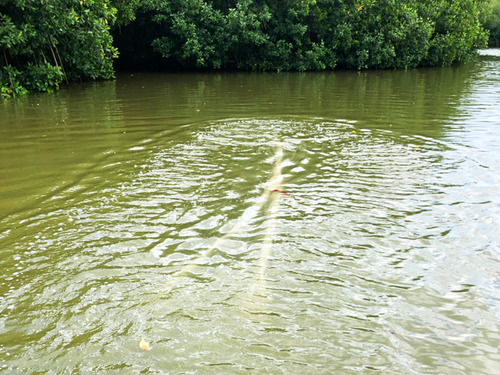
xmin=1 ymin=51 xmax=499 ymax=374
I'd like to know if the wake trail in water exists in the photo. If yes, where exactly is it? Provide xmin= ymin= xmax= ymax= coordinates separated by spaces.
xmin=156 ymin=141 xmax=284 ymax=297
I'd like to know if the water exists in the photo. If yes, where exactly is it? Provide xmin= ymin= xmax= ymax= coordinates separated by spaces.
xmin=1 ymin=51 xmax=499 ymax=374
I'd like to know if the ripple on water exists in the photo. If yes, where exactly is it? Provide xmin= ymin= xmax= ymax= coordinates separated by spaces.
xmin=0 ymin=118 xmax=499 ymax=374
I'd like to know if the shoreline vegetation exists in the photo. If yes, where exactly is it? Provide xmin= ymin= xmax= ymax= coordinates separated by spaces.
xmin=1 ymin=0 xmax=498 ymax=99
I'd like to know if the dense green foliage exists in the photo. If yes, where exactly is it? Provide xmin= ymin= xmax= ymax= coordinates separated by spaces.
xmin=480 ymin=0 xmax=500 ymax=46
xmin=129 ymin=0 xmax=487 ymax=71
xmin=2 ymin=0 xmax=489 ymax=98
xmin=0 ymin=0 xmax=125 ymax=98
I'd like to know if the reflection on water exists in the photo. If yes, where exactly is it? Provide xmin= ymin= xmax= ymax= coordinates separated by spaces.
xmin=0 ymin=56 xmax=499 ymax=374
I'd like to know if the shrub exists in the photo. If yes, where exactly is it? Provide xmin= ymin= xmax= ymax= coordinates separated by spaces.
xmin=480 ymin=0 xmax=500 ymax=46
xmin=1 ymin=0 xmax=119 ymax=97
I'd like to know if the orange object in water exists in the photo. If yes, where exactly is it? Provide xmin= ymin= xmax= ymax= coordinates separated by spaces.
xmin=272 ymin=189 xmax=296 ymax=198
xmin=272 ymin=189 xmax=288 ymax=194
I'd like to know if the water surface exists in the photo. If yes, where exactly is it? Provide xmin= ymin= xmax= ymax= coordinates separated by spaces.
xmin=1 ymin=51 xmax=499 ymax=374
